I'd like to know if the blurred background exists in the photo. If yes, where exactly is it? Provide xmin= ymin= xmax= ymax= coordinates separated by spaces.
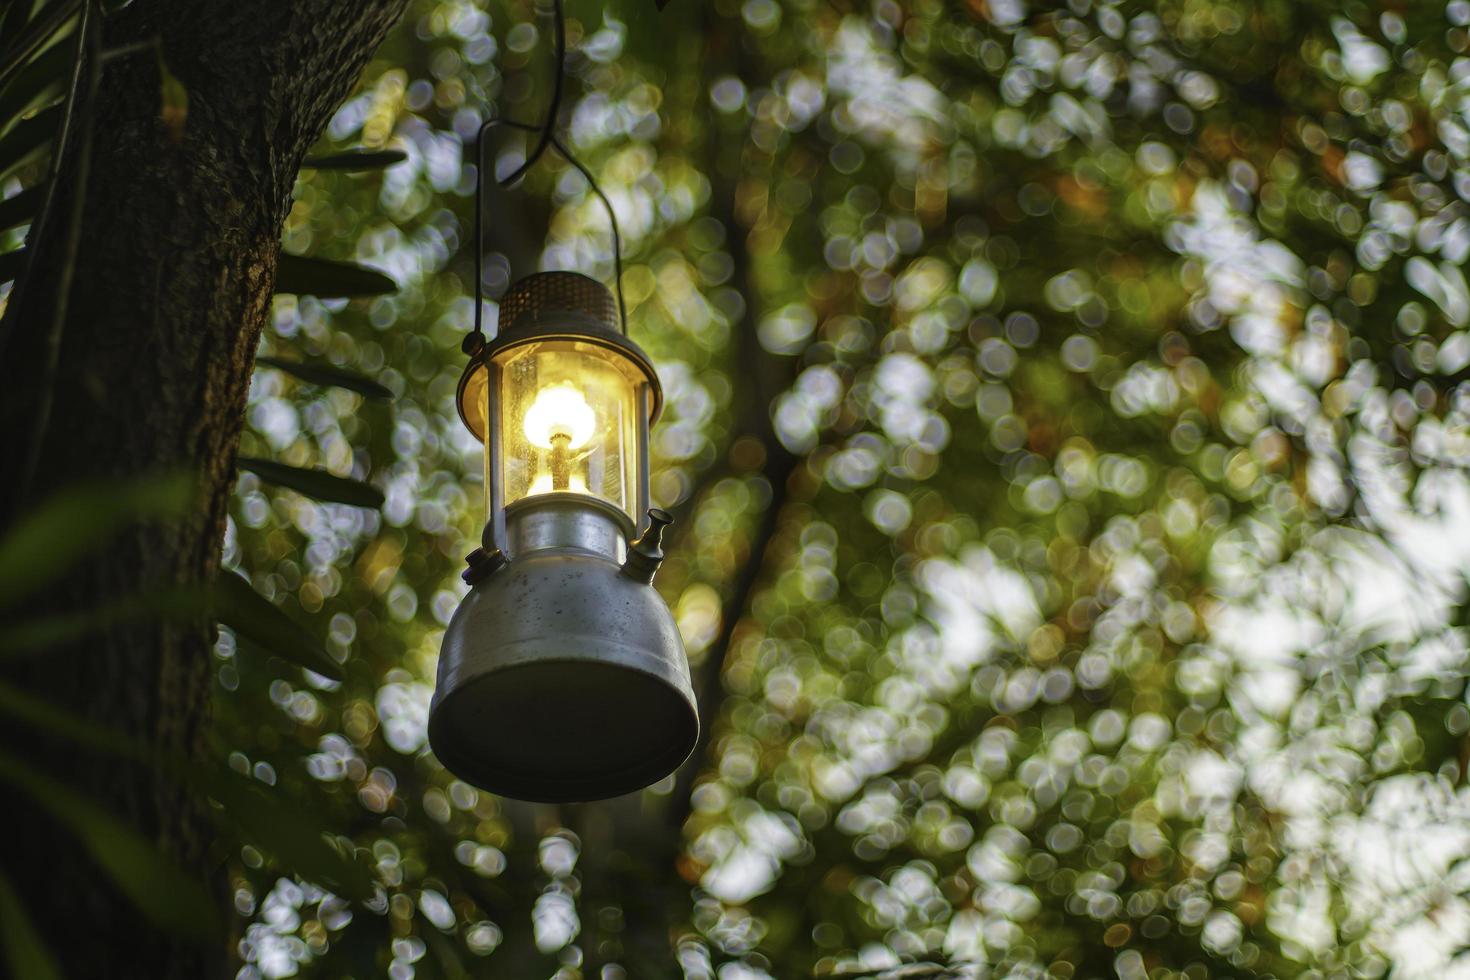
xmin=209 ymin=0 xmax=1470 ymax=976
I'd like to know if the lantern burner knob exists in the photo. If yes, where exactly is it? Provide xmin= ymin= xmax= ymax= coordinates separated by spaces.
xmin=621 ymin=508 xmax=673 ymax=584
xmin=462 ymin=546 xmax=508 ymax=586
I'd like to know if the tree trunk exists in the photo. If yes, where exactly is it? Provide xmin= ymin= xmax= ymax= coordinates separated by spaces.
xmin=0 ymin=3 xmax=405 ymax=977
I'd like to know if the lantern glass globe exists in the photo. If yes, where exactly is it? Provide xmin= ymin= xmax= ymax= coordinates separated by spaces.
xmin=495 ymin=340 xmax=646 ymax=527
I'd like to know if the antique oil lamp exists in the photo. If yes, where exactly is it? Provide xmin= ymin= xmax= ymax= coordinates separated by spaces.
xmin=427 ymin=268 xmax=698 ymax=802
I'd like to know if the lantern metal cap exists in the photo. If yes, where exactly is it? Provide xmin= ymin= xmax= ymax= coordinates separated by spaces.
xmin=455 ymin=271 xmax=664 ymax=442
xmin=498 ymin=270 xmax=617 ymax=336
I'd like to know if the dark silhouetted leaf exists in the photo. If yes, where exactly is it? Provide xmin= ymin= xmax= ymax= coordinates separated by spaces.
xmin=309 ymin=905 xmax=390 ymax=977
xmin=0 ymin=472 xmax=194 ymax=610
xmin=302 ymin=148 xmax=407 ymax=171
xmin=0 ymin=39 xmax=71 ymax=130
xmin=238 ymin=456 xmax=384 ymax=508
xmin=423 ymin=927 xmax=473 ymax=980
xmin=0 ymin=103 xmax=58 ymax=182
xmin=202 ymin=771 xmax=376 ymax=900
xmin=0 ymin=865 xmax=60 ymax=980
xmin=0 ymin=184 xmax=38 ymax=231
xmin=0 ymin=245 xmax=24 ymax=283
xmin=275 ymin=254 xmax=396 ymax=297
xmin=255 ymin=354 xmax=392 ymax=399
xmin=0 ymin=748 xmax=219 ymax=942
xmin=213 ymin=570 xmax=344 ymax=681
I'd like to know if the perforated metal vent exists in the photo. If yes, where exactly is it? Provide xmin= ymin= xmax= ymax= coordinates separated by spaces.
xmin=498 ymin=271 xmax=617 ymax=335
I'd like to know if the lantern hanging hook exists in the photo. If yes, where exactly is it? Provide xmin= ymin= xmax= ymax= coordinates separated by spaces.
xmin=466 ymin=0 xmax=627 ymax=354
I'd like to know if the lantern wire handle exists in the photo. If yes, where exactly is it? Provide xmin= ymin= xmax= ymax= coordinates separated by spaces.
xmin=468 ymin=0 xmax=628 ymax=351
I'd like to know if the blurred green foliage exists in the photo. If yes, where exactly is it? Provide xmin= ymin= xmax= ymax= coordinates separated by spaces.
xmin=78 ymin=0 xmax=1470 ymax=976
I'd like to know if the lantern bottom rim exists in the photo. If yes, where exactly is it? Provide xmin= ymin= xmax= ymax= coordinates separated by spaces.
xmin=428 ymin=645 xmax=698 ymax=803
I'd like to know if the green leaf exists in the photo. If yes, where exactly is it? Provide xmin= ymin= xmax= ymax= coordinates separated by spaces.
xmin=158 ymin=53 xmax=186 ymax=143
xmin=0 ymin=681 xmax=371 ymax=901
xmin=0 ymin=682 xmax=373 ymax=909
xmin=0 ymin=471 xmax=194 ymax=610
xmin=238 ymin=456 xmax=384 ymax=509
xmin=0 ymin=679 xmax=146 ymax=759
xmin=301 ymin=148 xmax=408 ymax=172
xmin=0 ymin=747 xmax=220 ymax=943
xmin=0 ymin=583 xmax=209 ymax=655
xmin=0 ymin=103 xmax=59 ymax=183
xmin=0 ymin=184 xmax=39 ymax=231
xmin=0 ymin=864 xmax=61 ymax=980
xmin=213 ymin=570 xmax=345 ymax=681
xmin=275 ymin=254 xmax=396 ymax=297
xmin=255 ymin=354 xmax=393 ymax=399
xmin=202 ymin=771 xmax=376 ymax=901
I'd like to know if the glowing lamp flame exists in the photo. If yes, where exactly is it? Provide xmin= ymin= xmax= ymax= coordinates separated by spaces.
xmin=522 ymin=382 xmax=596 ymax=449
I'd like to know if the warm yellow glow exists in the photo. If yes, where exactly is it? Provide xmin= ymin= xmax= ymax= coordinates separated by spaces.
xmin=527 ymin=473 xmax=589 ymax=495
xmin=496 ymin=341 xmax=643 ymax=519
xmin=522 ymin=382 xmax=597 ymax=449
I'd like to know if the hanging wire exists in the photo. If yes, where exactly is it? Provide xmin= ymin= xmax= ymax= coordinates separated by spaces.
xmin=499 ymin=0 xmax=563 ymax=188
xmin=468 ymin=0 xmax=627 ymax=348
xmin=550 ymin=132 xmax=625 ymax=326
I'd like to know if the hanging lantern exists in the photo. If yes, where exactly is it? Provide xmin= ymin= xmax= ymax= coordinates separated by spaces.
xmin=428 ymin=271 xmax=698 ymax=802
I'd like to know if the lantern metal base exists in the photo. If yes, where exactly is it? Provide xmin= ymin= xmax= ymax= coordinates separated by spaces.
xmin=428 ymin=549 xmax=698 ymax=803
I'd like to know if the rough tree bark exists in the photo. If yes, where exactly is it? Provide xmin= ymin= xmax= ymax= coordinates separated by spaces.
xmin=0 ymin=3 xmax=406 ymax=977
